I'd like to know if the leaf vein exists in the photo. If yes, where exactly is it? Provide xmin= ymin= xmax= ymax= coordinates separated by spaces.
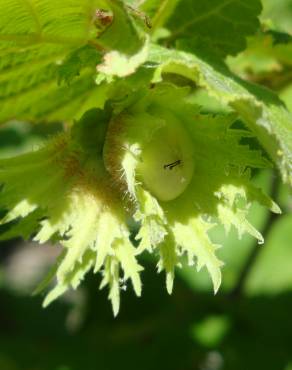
xmin=18 ymin=0 xmax=42 ymax=35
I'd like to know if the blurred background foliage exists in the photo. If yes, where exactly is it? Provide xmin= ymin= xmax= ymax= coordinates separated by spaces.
xmin=0 ymin=0 xmax=292 ymax=369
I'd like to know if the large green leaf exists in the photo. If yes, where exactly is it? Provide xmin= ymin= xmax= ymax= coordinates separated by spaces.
xmin=142 ymin=0 xmax=262 ymax=57
xmin=0 ymin=0 xmax=143 ymax=123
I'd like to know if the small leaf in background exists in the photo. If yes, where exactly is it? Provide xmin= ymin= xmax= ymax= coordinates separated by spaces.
xmin=227 ymin=30 xmax=292 ymax=83
xmin=245 ymin=214 xmax=292 ymax=295
xmin=191 ymin=315 xmax=231 ymax=348
xmin=261 ymin=0 xmax=292 ymax=34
